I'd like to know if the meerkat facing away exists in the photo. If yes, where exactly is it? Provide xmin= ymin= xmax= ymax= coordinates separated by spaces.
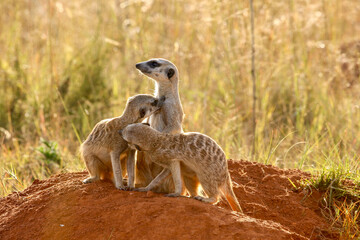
xmin=80 ymin=94 xmax=165 ymax=190
xmin=135 ymin=58 xmax=198 ymax=195
xmin=120 ymin=123 xmax=242 ymax=212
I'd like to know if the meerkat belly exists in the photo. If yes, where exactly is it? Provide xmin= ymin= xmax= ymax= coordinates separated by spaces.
xmin=93 ymin=146 xmax=112 ymax=165
xmin=178 ymin=145 xmax=226 ymax=181
xmin=148 ymin=150 xmax=179 ymax=168
xmin=180 ymin=155 xmax=206 ymax=174
xmin=150 ymin=112 xmax=166 ymax=132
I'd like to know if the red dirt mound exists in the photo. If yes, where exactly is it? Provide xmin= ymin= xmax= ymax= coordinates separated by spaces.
xmin=0 ymin=160 xmax=337 ymax=240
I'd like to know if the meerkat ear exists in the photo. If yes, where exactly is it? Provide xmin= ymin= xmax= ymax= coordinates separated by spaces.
xmin=151 ymin=99 xmax=158 ymax=106
xmin=142 ymin=122 xmax=150 ymax=126
xmin=167 ymin=68 xmax=175 ymax=79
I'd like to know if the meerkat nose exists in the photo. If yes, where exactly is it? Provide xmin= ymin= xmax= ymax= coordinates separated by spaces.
xmin=135 ymin=63 xmax=141 ymax=69
xmin=158 ymin=96 xmax=166 ymax=107
xmin=118 ymin=129 xmax=123 ymax=137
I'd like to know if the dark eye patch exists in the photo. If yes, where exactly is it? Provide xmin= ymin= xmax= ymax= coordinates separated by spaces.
xmin=148 ymin=61 xmax=160 ymax=68
xmin=134 ymin=144 xmax=142 ymax=151
xmin=139 ymin=108 xmax=146 ymax=118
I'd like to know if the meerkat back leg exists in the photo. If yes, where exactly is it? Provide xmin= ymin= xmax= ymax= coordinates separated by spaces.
xmin=183 ymin=176 xmax=200 ymax=197
xmin=126 ymin=149 xmax=136 ymax=189
xmin=181 ymin=164 xmax=200 ymax=197
xmin=83 ymin=177 xmax=98 ymax=184
xmin=82 ymin=154 xmax=104 ymax=184
xmin=135 ymin=168 xmax=171 ymax=192
xmin=193 ymin=177 xmax=219 ymax=204
xmin=120 ymin=153 xmax=127 ymax=177
xmin=165 ymin=160 xmax=183 ymax=198
xmin=135 ymin=151 xmax=154 ymax=187
xmin=110 ymin=150 xmax=126 ymax=190
xmin=193 ymin=195 xmax=217 ymax=204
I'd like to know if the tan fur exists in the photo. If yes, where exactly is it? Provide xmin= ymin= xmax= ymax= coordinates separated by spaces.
xmin=80 ymin=94 xmax=164 ymax=190
xmin=135 ymin=58 xmax=198 ymax=195
xmin=121 ymin=123 xmax=242 ymax=212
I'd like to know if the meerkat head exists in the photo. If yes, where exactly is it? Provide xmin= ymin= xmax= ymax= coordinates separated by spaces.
xmin=119 ymin=123 xmax=158 ymax=151
xmin=135 ymin=58 xmax=178 ymax=84
xmin=125 ymin=94 xmax=166 ymax=122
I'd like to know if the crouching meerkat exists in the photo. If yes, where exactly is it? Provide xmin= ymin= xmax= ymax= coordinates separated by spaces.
xmin=80 ymin=94 xmax=165 ymax=190
xmin=120 ymin=123 xmax=242 ymax=212
xmin=135 ymin=58 xmax=197 ymax=194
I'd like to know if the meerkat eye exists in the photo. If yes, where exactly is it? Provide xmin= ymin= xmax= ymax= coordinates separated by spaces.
xmin=148 ymin=61 xmax=160 ymax=68
xmin=139 ymin=108 xmax=146 ymax=118
xmin=134 ymin=144 xmax=142 ymax=151
xmin=167 ymin=68 xmax=175 ymax=79
xmin=151 ymin=99 xmax=158 ymax=106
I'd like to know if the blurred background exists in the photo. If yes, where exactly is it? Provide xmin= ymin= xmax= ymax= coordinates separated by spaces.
xmin=0 ymin=0 xmax=359 ymax=196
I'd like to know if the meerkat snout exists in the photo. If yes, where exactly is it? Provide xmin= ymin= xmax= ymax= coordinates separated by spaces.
xmin=153 ymin=95 xmax=166 ymax=109
xmin=127 ymin=95 xmax=166 ymax=122
xmin=151 ymin=99 xmax=158 ymax=106
xmin=118 ymin=123 xmax=149 ymax=138
xmin=118 ymin=96 xmax=165 ymax=138
xmin=135 ymin=58 xmax=178 ymax=82
xmin=135 ymin=63 xmax=151 ymax=73
xmin=118 ymin=129 xmax=123 ymax=137
xmin=142 ymin=96 xmax=165 ymax=116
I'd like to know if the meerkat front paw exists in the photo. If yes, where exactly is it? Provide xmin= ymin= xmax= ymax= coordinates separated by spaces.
xmin=122 ymin=186 xmax=134 ymax=191
xmin=115 ymin=184 xmax=127 ymax=190
xmin=82 ymin=177 xmax=97 ymax=184
xmin=82 ymin=179 xmax=91 ymax=184
xmin=165 ymin=193 xmax=181 ymax=198
xmin=134 ymin=187 xmax=148 ymax=192
xmin=193 ymin=195 xmax=217 ymax=203
xmin=194 ymin=196 xmax=205 ymax=201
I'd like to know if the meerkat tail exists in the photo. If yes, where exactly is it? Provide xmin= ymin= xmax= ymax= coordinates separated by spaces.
xmin=221 ymin=174 xmax=242 ymax=213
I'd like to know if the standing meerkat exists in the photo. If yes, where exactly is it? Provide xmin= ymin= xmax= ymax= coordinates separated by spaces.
xmin=80 ymin=94 xmax=165 ymax=190
xmin=120 ymin=123 xmax=242 ymax=212
xmin=135 ymin=58 xmax=198 ymax=194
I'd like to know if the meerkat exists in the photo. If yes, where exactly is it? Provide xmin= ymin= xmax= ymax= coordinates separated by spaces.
xmin=120 ymin=123 xmax=242 ymax=212
xmin=80 ymin=94 xmax=165 ymax=190
xmin=135 ymin=58 xmax=199 ymax=196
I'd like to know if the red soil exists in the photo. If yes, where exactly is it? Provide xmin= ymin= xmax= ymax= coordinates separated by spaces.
xmin=0 ymin=160 xmax=338 ymax=240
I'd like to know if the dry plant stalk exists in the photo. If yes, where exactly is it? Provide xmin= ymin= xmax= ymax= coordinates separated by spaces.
xmin=249 ymin=0 xmax=256 ymax=156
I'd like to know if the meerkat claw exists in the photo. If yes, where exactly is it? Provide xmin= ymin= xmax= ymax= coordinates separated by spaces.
xmin=123 ymin=186 xmax=134 ymax=191
xmin=165 ymin=193 xmax=181 ymax=198
xmin=194 ymin=196 xmax=205 ymax=201
xmin=115 ymin=185 xmax=127 ymax=191
xmin=82 ymin=177 xmax=96 ymax=184
xmin=82 ymin=179 xmax=90 ymax=184
xmin=134 ymin=187 xmax=148 ymax=192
